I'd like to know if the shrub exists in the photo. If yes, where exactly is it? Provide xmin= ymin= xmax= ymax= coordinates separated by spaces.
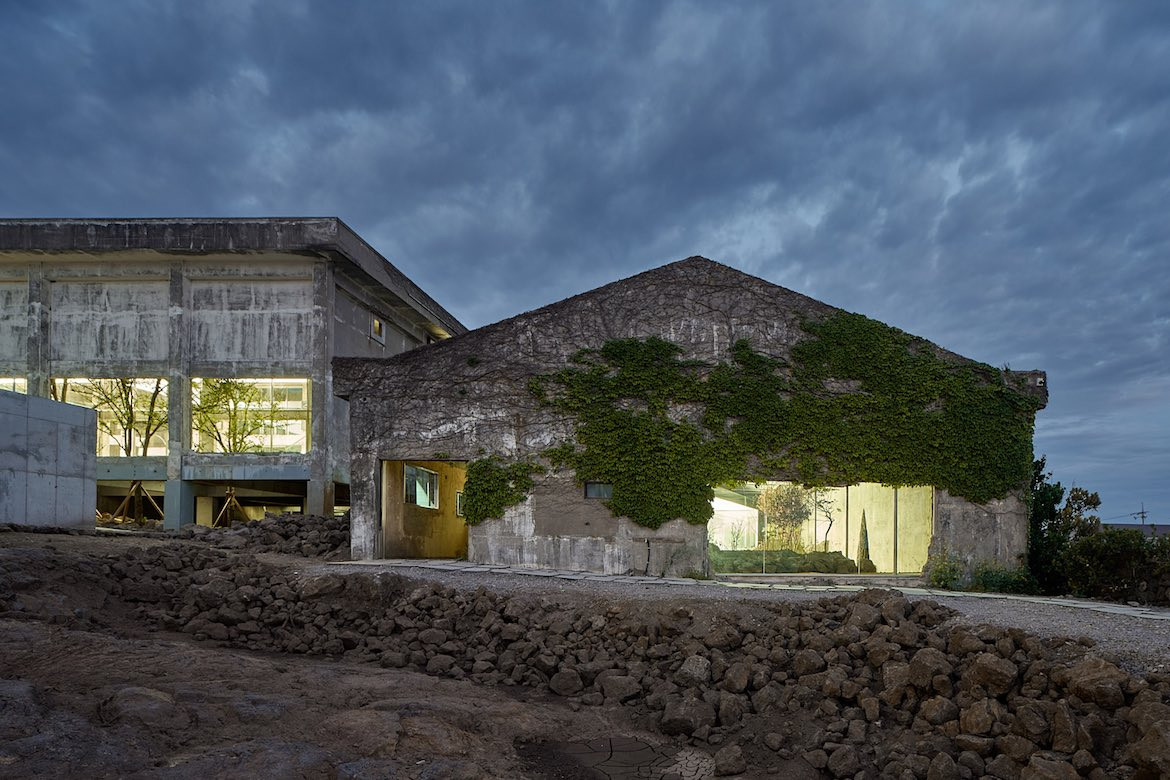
xmin=1027 ymin=458 xmax=1101 ymax=595
xmin=970 ymin=561 xmax=1039 ymax=594
xmin=925 ymin=550 xmax=964 ymax=590
xmin=707 ymin=545 xmax=858 ymax=574
xmin=1065 ymin=528 xmax=1152 ymax=601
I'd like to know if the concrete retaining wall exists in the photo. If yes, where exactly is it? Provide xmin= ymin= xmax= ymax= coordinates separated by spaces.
xmin=0 ymin=389 xmax=96 ymax=528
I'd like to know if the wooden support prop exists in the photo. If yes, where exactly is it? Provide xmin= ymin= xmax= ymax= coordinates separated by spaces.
xmin=213 ymin=487 xmax=249 ymax=528
xmin=111 ymin=480 xmax=164 ymax=522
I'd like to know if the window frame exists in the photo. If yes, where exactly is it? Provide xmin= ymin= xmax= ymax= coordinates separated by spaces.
xmin=584 ymin=482 xmax=613 ymax=499
xmin=404 ymin=464 xmax=440 ymax=510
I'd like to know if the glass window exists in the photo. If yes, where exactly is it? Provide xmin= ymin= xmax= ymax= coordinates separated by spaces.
xmin=52 ymin=378 xmax=169 ymax=457
xmin=371 ymin=316 xmax=385 ymax=343
xmin=405 ymin=465 xmax=439 ymax=509
xmin=584 ymin=482 xmax=613 ymax=499
xmin=191 ymin=378 xmax=310 ymax=454
xmin=0 ymin=378 xmax=27 ymax=394
xmin=708 ymin=481 xmax=934 ymax=576
xmin=456 ymin=491 xmax=465 ymax=517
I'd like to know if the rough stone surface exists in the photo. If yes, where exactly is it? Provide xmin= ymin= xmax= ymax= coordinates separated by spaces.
xmin=713 ymin=744 xmax=747 ymax=776
xmin=676 ymin=654 xmax=712 ymax=688
xmin=4 ymin=538 xmax=1167 ymax=780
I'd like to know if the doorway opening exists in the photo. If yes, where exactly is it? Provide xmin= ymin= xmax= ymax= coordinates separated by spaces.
xmin=380 ymin=460 xmax=468 ymax=558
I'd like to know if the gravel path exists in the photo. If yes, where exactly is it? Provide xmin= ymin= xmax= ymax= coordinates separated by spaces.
xmin=308 ymin=560 xmax=1170 ymax=677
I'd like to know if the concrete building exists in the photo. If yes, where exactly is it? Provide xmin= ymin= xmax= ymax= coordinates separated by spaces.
xmin=335 ymin=257 xmax=1047 ymax=577
xmin=0 ymin=218 xmax=463 ymax=528
xmin=0 ymin=389 xmax=97 ymax=528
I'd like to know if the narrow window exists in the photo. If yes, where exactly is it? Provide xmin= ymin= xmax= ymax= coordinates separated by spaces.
xmin=584 ymin=482 xmax=613 ymax=499
xmin=456 ymin=491 xmax=465 ymax=517
xmin=404 ymin=465 xmax=439 ymax=509
xmin=371 ymin=316 xmax=385 ymax=344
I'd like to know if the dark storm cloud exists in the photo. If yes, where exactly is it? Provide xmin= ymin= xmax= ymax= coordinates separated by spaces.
xmin=1 ymin=0 xmax=1167 ymax=521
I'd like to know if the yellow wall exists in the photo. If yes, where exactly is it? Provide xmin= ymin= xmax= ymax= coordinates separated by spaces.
xmin=381 ymin=460 xmax=468 ymax=558
xmin=896 ymin=486 xmax=933 ymax=573
xmin=749 ymin=481 xmax=934 ymax=574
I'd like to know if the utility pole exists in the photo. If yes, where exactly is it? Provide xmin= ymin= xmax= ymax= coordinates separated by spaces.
xmin=1131 ymin=503 xmax=1147 ymax=525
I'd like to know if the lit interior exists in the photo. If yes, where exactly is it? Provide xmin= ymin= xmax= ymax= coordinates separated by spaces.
xmin=0 ymin=377 xmax=27 ymax=394
xmin=52 ymin=377 xmax=169 ymax=457
xmin=708 ymin=481 xmax=933 ymax=575
xmin=190 ymin=377 xmax=311 ymax=454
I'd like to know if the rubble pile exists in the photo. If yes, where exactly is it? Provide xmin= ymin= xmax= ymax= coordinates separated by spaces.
xmin=185 ymin=512 xmax=350 ymax=559
xmin=93 ymin=543 xmax=1170 ymax=779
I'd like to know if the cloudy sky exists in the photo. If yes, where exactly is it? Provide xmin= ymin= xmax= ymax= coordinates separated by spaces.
xmin=2 ymin=1 xmax=1167 ymax=523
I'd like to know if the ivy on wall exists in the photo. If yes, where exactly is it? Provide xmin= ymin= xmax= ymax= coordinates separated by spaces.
xmin=463 ymin=311 xmax=1043 ymax=530
xmin=462 ymin=456 xmax=544 ymax=526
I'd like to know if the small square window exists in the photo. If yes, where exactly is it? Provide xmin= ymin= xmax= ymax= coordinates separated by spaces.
xmin=456 ymin=491 xmax=465 ymax=517
xmin=404 ymin=464 xmax=439 ymax=509
xmin=371 ymin=316 xmax=385 ymax=343
xmin=584 ymin=482 xmax=613 ymax=499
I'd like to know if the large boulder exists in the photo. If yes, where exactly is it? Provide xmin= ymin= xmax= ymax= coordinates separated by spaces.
xmin=660 ymin=696 xmax=716 ymax=736
xmin=1068 ymin=657 xmax=1129 ymax=709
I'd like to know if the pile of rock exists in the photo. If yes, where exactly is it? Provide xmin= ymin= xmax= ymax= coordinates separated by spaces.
xmin=97 ymin=542 xmax=1170 ymax=779
xmin=184 ymin=512 xmax=349 ymax=559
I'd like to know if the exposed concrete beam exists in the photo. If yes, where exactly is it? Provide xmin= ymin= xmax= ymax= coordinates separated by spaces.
xmin=0 ymin=217 xmax=466 ymax=339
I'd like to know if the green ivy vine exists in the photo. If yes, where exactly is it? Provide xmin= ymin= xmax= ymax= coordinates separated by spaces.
xmin=462 ymin=456 xmax=544 ymax=526
xmin=525 ymin=311 xmax=1043 ymax=529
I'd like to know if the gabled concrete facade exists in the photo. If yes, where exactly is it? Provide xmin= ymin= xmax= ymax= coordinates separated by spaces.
xmin=0 ymin=218 xmax=463 ymax=528
xmin=335 ymin=257 xmax=1047 ymax=577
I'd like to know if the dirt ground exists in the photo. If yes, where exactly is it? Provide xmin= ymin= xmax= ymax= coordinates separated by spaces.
xmin=0 ymin=532 xmax=812 ymax=779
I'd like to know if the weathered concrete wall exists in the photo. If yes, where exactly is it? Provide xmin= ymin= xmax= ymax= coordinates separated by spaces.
xmin=0 ymin=389 xmax=96 ymax=528
xmin=0 ymin=281 xmax=28 ymax=373
xmin=468 ymin=486 xmax=709 ymax=577
xmin=50 ymin=280 xmax=169 ymax=366
xmin=337 ymin=257 xmax=1046 ymax=574
xmin=928 ymin=489 xmax=1029 ymax=570
xmin=188 ymin=278 xmax=314 ymax=369
xmin=0 ymin=218 xmax=463 ymax=529
xmin=508 ymin=471 xmax=701 ymax=576
xmin=332 ymin=286 xmax=423 ymax=359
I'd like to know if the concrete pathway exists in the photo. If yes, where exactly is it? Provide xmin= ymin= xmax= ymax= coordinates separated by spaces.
xmin=332 ymin=558 xmax=1170 ymax=622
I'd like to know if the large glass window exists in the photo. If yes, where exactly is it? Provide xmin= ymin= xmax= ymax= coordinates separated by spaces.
xmin=404 ymin=464 xmax=439 ymax=509
xmin=0 ymin=377 xmax=27 ymax=394
xmin=708 ymin=481 xmax=934 ymax=575
xmin=52 ymin=378 xmax=169 ymax=456
xmin=191 ymin=378 xmax=310 ymax=454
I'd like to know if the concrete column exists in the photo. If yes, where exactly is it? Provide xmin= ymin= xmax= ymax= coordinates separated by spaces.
xmin=25 ymin=268 xmax=51 ymax=398
xmin=306 ymin=259 xmax=334 ymax=517
xmin=163 ymin=262 xmax=191 ymax=529
xmin=350 ymin=448 xmax=380 ymax=559
xmin=163 ymin=479 xmax=194 ymax=530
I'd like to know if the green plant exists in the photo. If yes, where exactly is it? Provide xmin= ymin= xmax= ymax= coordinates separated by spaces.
xmin=758 ymin=483 xmax=812 ymax=551
xmin=1065 ymin=528 xmax=1150 ymax=601
xmin=926 ymin=550 xmax=964 ymax=590
xmin=525 ymin=312 xmax=1041 ymax=530
xmin=1026 ymin=458 xmax=1101 ymax=594
xmin=461 ymin=456 xmax=544 ymax=526
xmin=191 ymin=378 xmax=277 ymax=454
xmin=970 ymin=561 xmax=1039 ymax=594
